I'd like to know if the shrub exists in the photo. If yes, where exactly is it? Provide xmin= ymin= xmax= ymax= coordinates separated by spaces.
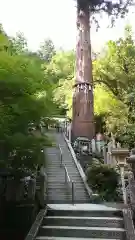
xmin=86 ymin=162 xmax=120 ymax=201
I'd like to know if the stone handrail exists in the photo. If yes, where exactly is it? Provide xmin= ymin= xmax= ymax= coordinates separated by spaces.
xmin=122 ymin=170 xmax=135 ymax=240
xmin=123 ymin=207 xmax=135 ymax=240
xmin=4 ymin=177 xmax=36 ymax=202
xmin=128 ymin=171 xmax=135 ymax=207
xmin=25 ymin=208 xmax=47 ymax=240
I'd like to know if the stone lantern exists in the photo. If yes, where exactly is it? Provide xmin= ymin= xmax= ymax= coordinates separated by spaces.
xmin=111 ymin=148 xmax=129 ymax=204
xmin=111 ymin=148 xmax=129 ymax=166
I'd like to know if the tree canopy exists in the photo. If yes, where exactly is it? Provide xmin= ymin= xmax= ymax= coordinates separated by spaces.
xmin=38 ymin=39 xmax=56 ymax=62
xmin=93 ymin=25 xmax=135 ymax=146
xmin=77 ymin=0 xmax=133 ymax=14
xmin=0 ymin=26 xmax=59 ymax=175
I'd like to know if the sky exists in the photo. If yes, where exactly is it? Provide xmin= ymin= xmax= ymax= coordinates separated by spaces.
xmin=0 ymin=0 xmax=135 ymax=52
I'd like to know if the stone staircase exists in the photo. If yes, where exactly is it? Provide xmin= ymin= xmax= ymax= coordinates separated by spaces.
xmin=35 ymin=204 xmax=126 ymax=240
xmin=46 ymin=131 xmax=90 ymax=203
xmin=25 ymin=130 xmax=135 ymax=240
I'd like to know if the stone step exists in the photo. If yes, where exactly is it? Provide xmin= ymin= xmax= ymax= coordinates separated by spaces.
xmin=47 ymin=184 xmax=68 ymax=189
xmin=47 ymin=185 xmax=87 ymax=189
xmin=36 ymin=237 xmax=122 ymax=240
xmin=46 ymin=200 xmax=76 ymax=204
xmin=47 ymin=191 xmax=87 ymax=195
xmin=47 ymin=209 xmax=123 ymax=218
xmin=47 ymin=165 xmax=61 ymax=167
xmin=38 ymin=225 xmax=125 ymax=239
xmin=48 ymin=190 xmax=89 ymax=195
xmin=47 ymin=198 xmax=90 ymax=203
xmin=47 ymin=185 xmax=67 ymax=188
xmin=47 ymin=174 xmax=64 ymax=176
xmin=47 ymin=169 xmax=62 ymax=171
xmin=47 ymin=199 xmax=90 ymax=203
xmin=47 ymin=173 xmax=64 ymax=175
xmin=47 ymin=175 xmax=65 ymax=178
xmin=47 ymin=182 xmax=88 ymax=187
xmin=47 ymin=181 xmax=66 ymax=184
xmin=47 ymin=180 xmax=66 ymax=183
xmin=43 ymin=216 xmax=124 ymax=228
xmin=47 ymin=192 xmax=71 ymax=195
xmin=47 ymin=194 xmax=71 ymax=198
xmin=47 ymin=188 xmax=68 ymax=191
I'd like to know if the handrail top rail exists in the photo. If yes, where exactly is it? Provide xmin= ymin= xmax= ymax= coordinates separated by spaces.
xmin=63 ymin=163 xmax=71 ymax=183
xmin=58 ymin=144 xmax=74 ymax=185
xmin=58 ymin=144 xmax=63 ymax=152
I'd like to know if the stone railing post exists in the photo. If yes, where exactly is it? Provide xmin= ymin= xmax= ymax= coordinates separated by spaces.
xmin=127 ymin=149 xmax=135 ymax=178
xmin=111 ymin=149 xmax=135 ymax=240
xmin=111 ymin=148 xmax=129 ymax=204
xmin=126 ymin=149 xmax=135 ymax=209
xmin=36 ymin=166 xmax=47 ymax=208
xmin=27 ymin=179 xmax=36 ymax=200
xmin=15 ymin=180 xmax=25 ymax=202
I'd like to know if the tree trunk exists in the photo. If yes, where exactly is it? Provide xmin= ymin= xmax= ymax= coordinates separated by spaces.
xmin=72 ymin=1 xmax=95 ymax=140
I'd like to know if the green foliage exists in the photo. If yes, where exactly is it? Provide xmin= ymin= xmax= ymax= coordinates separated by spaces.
xmin=38 ymin=39 xmax=56 ymax=62
xmin=94 ymin=26 xmax=135 ymax=102
xmin=0 ymin=25 xmax=58 ymax=175
xmin=94 ymin=114 xmax=106 ymax=134
xmin=10 ymin=32 xmax=27 ymax=55
xmin=77 ymin=0 xmax=133 ymax=29
xmin=78 ymin=0 xmax=133 ymax=12
xmin=94 ymin=25 xmax=135 ymax=146
xmin=45 ymin=50 xmax=75 ymax=117
xmin=86 ymin=162 xmax=120 ymax=201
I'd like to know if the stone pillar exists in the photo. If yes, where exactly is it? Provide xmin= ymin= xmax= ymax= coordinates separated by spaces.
xmin=72 ymin=3 xmax=94 ymax=141
xmin=111 ymin=148 xmax=129 ymax=204
xmin=126 ymin=149 xmax=135 ymax=208
xmin=127 ymin=149 xmax=135 ymax=178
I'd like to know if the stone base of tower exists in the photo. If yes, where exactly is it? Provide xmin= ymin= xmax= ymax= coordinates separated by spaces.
xmin=72 ymin=120 xmax=95 ymax=142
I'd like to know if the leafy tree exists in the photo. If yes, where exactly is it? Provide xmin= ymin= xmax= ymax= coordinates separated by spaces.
xmin=76 ymin=0 xmax=133 ymax=18
xmin=38 ymin=39 xmax=56 ymax=62
xmin=0 ymin=26 xmax=57 ymax=176
xmin=10 ymin=32 xmax=27 ymax=55
xmin=94 ymin=26 xmax=135 ymax=102
xmin=44 ymin=50 xmax=75 ymax=117
xmin=0 ymin=25 xmax=10 ymax=52
xmin=94 ymin=25 xmax=135 ymax=146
